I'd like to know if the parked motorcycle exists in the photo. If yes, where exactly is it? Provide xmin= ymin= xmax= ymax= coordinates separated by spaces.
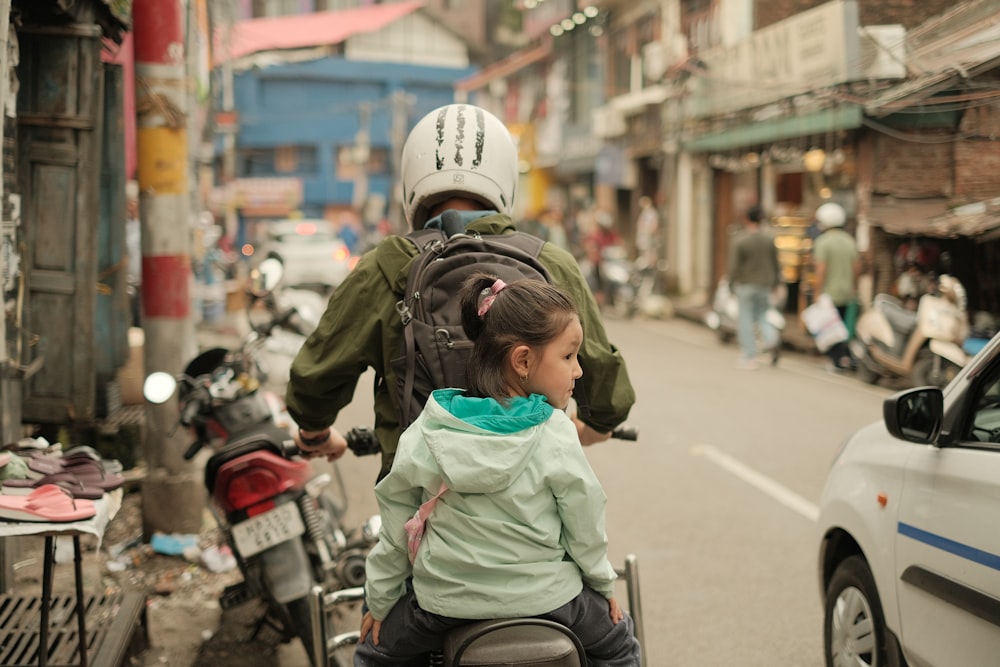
xmin=143 ymin=259 xmax=380 ymax=664
xmin=582 ymin=245 xmax=662 ymax=319
xmin=705 ymin=276 xmax=787 ymax=345
xmin=306 ymin=427 xmax=645 ymax=667
xmin=851 ymin=273 xmax=969 ymax=387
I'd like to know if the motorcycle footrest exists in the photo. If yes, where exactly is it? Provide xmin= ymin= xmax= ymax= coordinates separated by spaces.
xmin=220 ymin=582 xmax=255 ymax=610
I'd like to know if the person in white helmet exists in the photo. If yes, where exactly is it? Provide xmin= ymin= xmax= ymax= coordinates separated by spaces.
xmin=285 ymin=104 xmax=635 ymax=478
xmin=811 ymin=202 xmax=860 ymax=370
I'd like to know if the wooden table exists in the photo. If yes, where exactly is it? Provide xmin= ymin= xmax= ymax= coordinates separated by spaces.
xmin=0 ymin=490 xmax=143 ymax=667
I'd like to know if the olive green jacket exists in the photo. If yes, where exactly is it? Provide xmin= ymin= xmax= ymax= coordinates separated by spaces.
xmin=285 ymin=214 xmax=635 ymax=475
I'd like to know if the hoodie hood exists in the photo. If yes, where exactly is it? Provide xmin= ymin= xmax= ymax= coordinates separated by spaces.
xmin=420 ymin=389 xmax=554 ymax=494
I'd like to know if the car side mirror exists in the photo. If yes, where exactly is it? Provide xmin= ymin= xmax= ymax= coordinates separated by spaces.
xmin=883 ymin=387 xmax=944 ymax=444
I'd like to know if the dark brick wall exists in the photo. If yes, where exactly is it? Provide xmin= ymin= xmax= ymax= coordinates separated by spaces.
xmin=872 ymin=131 xmax=953 ymax=198
xmin=955 ymin=105 xmax=1000 ymax=200
xmin=755 ymin=0 xmax=958 ymax=30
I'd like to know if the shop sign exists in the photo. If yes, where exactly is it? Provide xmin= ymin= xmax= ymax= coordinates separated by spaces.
xmin=209 ymin=177 xmax=303 ymax=216
xmin=689 ymin=0 xmax=860 ymax=118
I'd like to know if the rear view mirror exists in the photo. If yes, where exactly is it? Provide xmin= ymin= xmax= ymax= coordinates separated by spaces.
xmin=249 ymin=257 xmax=284 ymax=296
xmin=884 ymin=387 xmax=943 ymax=444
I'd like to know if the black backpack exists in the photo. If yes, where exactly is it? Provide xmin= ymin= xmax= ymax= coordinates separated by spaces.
xmin=391 ymin=215 xmax=550 ymax=427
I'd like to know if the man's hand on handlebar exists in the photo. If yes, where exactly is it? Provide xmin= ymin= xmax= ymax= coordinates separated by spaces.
xmin=570 ymin=414 xmax=611 ymax=446
xmin=296 ymin=426 xmax=348 ymax=461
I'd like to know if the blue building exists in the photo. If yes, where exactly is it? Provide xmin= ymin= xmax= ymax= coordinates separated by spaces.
xmin=214 ymin=3 xmax=476 ymax=232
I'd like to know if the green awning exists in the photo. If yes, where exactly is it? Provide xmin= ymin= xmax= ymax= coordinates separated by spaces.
xmin=681 ymin=106 xmax=863 ymax=153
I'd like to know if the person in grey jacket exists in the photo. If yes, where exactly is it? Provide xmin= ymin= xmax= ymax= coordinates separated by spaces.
xmin=355 ymin=273 xmax=641 ymax=667
xmin=728 ymin=205 xmax=781 ymax=369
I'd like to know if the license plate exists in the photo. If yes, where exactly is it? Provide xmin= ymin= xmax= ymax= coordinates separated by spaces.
xmin=231 ymin=502 xmax=306 ymax=557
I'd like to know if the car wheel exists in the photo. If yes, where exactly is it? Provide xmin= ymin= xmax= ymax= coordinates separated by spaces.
xmin=824 ymin=556 xmax=906 ymax=667
xmin=912 ymin=351 xmax=961 ymax=388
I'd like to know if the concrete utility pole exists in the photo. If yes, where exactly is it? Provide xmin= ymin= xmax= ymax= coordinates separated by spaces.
xmin=133 ymin=0 xmax=204 ymax=536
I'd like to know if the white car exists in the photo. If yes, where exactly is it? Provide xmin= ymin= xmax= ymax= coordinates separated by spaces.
xmin=816 ymin=330 xmax=1000 ymax=666
xmin=255 ymin=219 xmax=353 ymax=290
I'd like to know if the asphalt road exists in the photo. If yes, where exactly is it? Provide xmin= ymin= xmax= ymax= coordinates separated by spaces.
xmin=285 ymin=315 xmax=894 ymax=667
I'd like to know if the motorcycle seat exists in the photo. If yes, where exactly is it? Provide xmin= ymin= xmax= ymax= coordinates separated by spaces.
xmin=442 ymin=618 xmax=584 ymax=667
xmin=875 ymin=294 xmax=919 ymax=336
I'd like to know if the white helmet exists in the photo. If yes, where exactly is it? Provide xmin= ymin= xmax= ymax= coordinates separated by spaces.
xmin=400 ymin=104 xmax=518 ymax=229
xmin=815 ymin=202 xmax=846 ymax=229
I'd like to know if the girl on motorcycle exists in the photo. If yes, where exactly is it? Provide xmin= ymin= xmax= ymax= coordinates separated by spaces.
xmin=355 ymin=273 xmax=641 ymax=666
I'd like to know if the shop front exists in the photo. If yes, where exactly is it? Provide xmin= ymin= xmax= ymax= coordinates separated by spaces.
xmin=671 ymin=0 xmax=867 ymax=310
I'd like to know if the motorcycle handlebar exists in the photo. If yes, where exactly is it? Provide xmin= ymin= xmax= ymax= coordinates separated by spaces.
xmin=304 ymin=424 xmax=634 ymax=460
xmin=345 ymin=426 xmax=382 ymax=457
xmin=611 ymin=426 xmax=638 ymax=441
xmin=180 ymin=395 xmax=203 ymax=427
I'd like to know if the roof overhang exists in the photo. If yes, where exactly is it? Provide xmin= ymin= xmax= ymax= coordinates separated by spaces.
xmin=455 ymin=43 xmax=551 ymax=92
xmin=869 ymin=196 xmax=1000 ymax=241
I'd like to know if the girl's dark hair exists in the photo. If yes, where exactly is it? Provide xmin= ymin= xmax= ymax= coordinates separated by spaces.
xmin=458 ymin=272 xmax=578 ymax=401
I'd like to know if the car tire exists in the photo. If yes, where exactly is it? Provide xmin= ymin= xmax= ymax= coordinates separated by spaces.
xmin=824 ymin=555 xmax=907 ymax=667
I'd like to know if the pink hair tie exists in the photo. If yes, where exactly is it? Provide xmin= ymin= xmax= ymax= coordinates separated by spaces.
xmin=477 ymin=279 xmax=507 ymax=316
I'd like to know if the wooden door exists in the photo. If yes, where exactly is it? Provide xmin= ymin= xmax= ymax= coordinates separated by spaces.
xmin=18 ymin=24 xmax=103 ymax=423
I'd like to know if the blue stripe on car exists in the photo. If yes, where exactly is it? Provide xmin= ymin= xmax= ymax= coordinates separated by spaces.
xmin=899 ymin=522 xmax=1000 ymax=571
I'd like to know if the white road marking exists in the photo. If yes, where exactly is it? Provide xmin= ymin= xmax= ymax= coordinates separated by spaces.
xmin=692 ymin=444 xmax=819 ymax=522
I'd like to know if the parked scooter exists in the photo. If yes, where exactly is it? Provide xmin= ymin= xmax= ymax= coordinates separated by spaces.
xmin=705 ymin=276 xmax=786 ymax=344
xmin=851 ymin=273 xmax=969 ymax=387
xmin=252 ymin=284 xmax=327 ymax=390
xmin=306 ymin=428 xmax=645 ymax=667
xmin=143 ymin=259 xmax=381 ymax=663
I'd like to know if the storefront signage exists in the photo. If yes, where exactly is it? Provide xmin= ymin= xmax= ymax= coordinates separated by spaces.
xmin=209 ymin=177 xmax=303 ymax=217
xmin=689 ymin=0 xmax=860 ymax=118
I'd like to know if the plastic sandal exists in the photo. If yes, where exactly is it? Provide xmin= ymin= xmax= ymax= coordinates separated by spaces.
xmin=2 ymin=472 xmax=107 ymax=500
xmin=0 ymin=484 xmax=96 ymax=522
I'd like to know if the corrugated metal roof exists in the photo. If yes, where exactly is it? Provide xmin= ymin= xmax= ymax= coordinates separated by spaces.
xmin=455 ymin=43 xmax=550 ymax=92
xmin=215 ymin=1 xmax=425 ymax=64
xmin=870 ymin=196 xmax=1000 ymax=240
xmin=865 ymin=0 xmax=1000 ymax=116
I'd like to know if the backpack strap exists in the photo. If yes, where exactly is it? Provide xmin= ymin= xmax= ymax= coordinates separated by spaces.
xmin=396 ymin=228 xmax=448 ymax=425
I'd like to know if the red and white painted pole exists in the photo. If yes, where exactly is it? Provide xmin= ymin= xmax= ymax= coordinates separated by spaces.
xmin=133 ymin=0 xmax=205 ymax=535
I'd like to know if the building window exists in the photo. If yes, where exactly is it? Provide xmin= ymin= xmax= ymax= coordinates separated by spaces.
xmin=240 ymin=148 xmax=276 ymax=177
xmin=335 ymin=146 xmax=389 ymax=180
xmin=240 ymin=145 xmax=318 ymax=176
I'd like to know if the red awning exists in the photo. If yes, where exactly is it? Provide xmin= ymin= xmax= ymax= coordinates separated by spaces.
xmin=455 ymin=43 xmax=551 ymax=92
xmin=214 ymin=1 xmax=425 ymax=65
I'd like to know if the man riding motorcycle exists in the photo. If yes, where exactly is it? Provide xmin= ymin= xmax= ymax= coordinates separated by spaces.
xmin=284 ymin=104 xmax=635 ymax=478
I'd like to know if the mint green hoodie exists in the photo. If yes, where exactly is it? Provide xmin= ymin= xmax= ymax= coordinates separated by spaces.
xmin=364 ymin=388 xmax=618 ymax=621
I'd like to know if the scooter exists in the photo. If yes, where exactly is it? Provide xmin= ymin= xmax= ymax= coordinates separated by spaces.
xmin=307 ymin=428 xmax=645 ymax=667
xmin=252 ymin=284 xmax=327 ymax=391
xmin=705 ymin=276 xmax=786 ymax=345
xmin=143 ymin=259 xmax=381 ymax=664
xmin=851 ymin=273 xmax=969 ymax=388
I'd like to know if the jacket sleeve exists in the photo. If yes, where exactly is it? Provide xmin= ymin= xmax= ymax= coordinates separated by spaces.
xmin=285 ymin=249 xmax=395 ymax=431
xmin=548 ymin=419 xmax=618 ymax=597
xmin=363 ymin=432 xmax=425 ymax=620
xmin=539 ymin=244 xmax=635 ymax=433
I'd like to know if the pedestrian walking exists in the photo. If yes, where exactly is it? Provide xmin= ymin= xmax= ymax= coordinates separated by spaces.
xmin=811 ymin=202 xmax=860 ymax=371
xmin=728 ymin=205 xmax=781 ymax=369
